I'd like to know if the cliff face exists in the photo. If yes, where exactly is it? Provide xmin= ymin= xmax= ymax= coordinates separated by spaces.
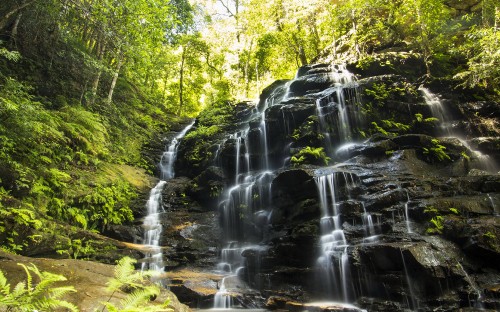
xmin=156 ymin=58 xmax=500 ymax=311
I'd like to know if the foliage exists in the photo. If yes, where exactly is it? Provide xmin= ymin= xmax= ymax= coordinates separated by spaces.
xmin=364 ymin=83 xmax=392 ymax=101
xmin=291 ymin=116 xmax=323 ymax=145
xmin=370 ymin=119 xmax=411 ymax=136
xmin=0 ymin=74 xmax=143 ymax=252
xmin=0 ymin=263 xmax=78 ymax=312
xmin=0 ymin=205 xmax=42 ymax=253
xmin=101 ymin=257 xmax=171 ymax=312
xmin=291 ymin=146 xmax=330 ymax=166
xmin=76 ymin=181 xmax=136 ymax=231
xmin=56 ymin=238 xmax=97 ymax=260
xmin=0 ymin=46 xmax=21 ymax=62
xmin=414 ymin=113 xmax=438 ymax=124
xmin=422 ymin=138 xmax=451 ymax=163
xmin=424 ymin=205 xmax=444 ymax=234
xmin=483 ymin=231 xmax=496 ymax=240
xmin=454 ymin=22 xmax=500 ymax=95
xmin=179 ymin=100 xmax=240 ymax=169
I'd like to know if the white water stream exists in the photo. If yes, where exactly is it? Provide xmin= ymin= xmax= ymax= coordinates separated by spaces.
xmin=140 ymin=122 xmax=194 ymax=272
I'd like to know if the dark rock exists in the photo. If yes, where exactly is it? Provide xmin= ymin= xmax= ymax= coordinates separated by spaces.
xmin=347 ymin=52 xmax=426 ymax=78
xmin=258 ymin=79 xmax=291 ymax=111
xmin=288 ymin=73 xmax=340 ymax=97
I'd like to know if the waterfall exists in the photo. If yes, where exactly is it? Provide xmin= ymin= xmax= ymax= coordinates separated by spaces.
xmin=418 ymin=86 xmax=451 ymax=136
xmin=140 ymin=121 xmax=194 ymax=272
xmin=419 ymin=86 xmax=497 ymax=172
xmin=159 ymin=122 xmax=195 ymax=180
xmin=315 ymin=172 xmax=357 ymax=302
xmin=314 ymin=65 xmax=363 ymax=156
xmin=141 ymin=180 xmax=167 ymax=272
xmin=212 ymin=64 xmax=368 ymax=308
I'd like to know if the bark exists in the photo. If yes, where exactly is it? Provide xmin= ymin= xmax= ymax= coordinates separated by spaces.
xmin=0 ymin=0 xmax=37 ymax=31
xmin=177 ymin=46 xmax=186 ymax=116
xmin=162 ymin=68 xmax=169 ymax=104
xmin=106 ymin=54 xmax=124 ymax=104
xmin=90 ymin=42 xmax=107 ymax=105
xmin=10 ymin=13 xmax=22 ymax=43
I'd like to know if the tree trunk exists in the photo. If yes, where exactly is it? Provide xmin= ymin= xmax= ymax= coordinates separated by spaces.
xmin=90 ymin=42 xmax=107 ymax=105
xmin=0 ymin=0 xmax=37 ymax=31
xmin=162 ymin=68 xmax=169 ymax=104
xmin=10 ymin=13 xmax=22 ymax=45
xmin=177 ymin=46 xmax=186 ymax=116
xmin=107 ymin=54 xmax=124 ymax=104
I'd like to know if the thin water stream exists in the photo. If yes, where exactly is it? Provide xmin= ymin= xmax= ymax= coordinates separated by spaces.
xmin=140 ymin=122 xmax=194 ymax=272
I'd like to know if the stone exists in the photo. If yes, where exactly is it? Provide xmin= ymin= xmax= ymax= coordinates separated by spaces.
xmin=0 ymin=250 xmax=189 ymax=312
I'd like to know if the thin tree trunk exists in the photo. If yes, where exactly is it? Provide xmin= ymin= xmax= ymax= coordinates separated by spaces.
xmin=10 ymin=13 xmax=22 ymax=45
xmin=177 ymin=47 xmax=186 ymax=116
xmin=0 ymin=0 xmax=37 ymax=31
xmin=79 ymin=80 xmax=88 ymax=105
xmin=107 ymin=54 xmax=124 ymax=104
xmin=90 ymin=42 xmax=107 ymax=105
xmin=162 ymin=68 xmax=169 ymax=104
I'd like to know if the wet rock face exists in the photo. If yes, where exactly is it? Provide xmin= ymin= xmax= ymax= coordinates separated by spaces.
xmin=158 ymin=62 xmax=500 ymax=310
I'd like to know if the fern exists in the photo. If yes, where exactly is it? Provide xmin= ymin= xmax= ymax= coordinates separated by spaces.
xmin=107 ymin=257 xmax=152 ymax=292
xmin=0 ymin=263 xmax=78 ymax=312
xmin=291 ymin=146 xmax=330 ymax=166
xmin=100 ymin=257 xmax=171 ymax=312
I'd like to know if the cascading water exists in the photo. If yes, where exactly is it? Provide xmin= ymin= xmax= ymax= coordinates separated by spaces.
xmin=159 ymin=122 xmax=195 ymax=180
xmin=418 ymin=86 xmax=451 ymax=136
xmin=141 ymin=180 xmax=167 ymax=272
xmin=213 ymin=64 xmax=367 ymax=309
xmin=314 ymin=65 xmax=363 ymax=155
xmin=315 ymin=172 xmax=353 ymax=302
xmin=181 ymin=62 xmax=500 ymax=312
xmin=140 ymin=122 xmax=194 ymax=272
xmin=419 ymin=86 xmax=497 ymax=172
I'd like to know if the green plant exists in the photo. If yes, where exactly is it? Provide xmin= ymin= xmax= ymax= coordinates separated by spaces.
xmin=414 ymin=113 xmax=439 ymax=123
xmin=381 ymin=119 xmax=411 ymax=132
xmin=100 ymin=257 xmax=171 ymax=312
xmin=291 ymin=116 xmax=322 ymax=144
xmin=483 ymin=231 xmax=496 ymax=240
xmin=291 ymin=146 xmax=330 ymax=166
xmin=449 ymin=207 xmax=459 ymax=215
xmin=56 ymin=238 xmax=97 ymax=260
xmin=0 ymin=204 xmax=43 ymax=253
xmin=460 ymin=151 xmax=470 ymax=161
xmin=77 ymin=181 xmax=135 ymax=231
xmin=424 ymin=206 xmax=444 ymax=234
xmin=210 ymin=186 xmax=221 ymax=198
xmin=370 ymin=122 xmax=390 ymax=136
xmin=423 ymin=139 xmax=451 ymax=162
xmin=0 ymin=263 xmax=78 ymax=311
xmin=364 ymin=83 xmax=391 ymax=101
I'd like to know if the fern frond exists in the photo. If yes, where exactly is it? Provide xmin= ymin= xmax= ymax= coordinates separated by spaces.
xmin=31 ymin=270 xmax=67 ymax=298
xmin=48 ymin=285 xmax=76 ymax=299
xmin=107 ymin=257 xmax=145 ymax=292
xmin=37 ymin=297 xmax=79 ymax=312
xmin=101 ymin=301 xmax=120 ymax=312
xmin=120 ymin=285 xmax=160 ymax=309
xmin=0 ymin=270 xmax=10 ymax=295
xmin=12 ymin=281 xmax=27 ymax=296
xmin=17 ymin=263 xmax=32 ymax=293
